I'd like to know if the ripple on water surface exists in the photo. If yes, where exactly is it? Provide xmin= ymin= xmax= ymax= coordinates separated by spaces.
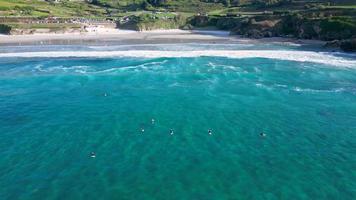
xmin=0 ymin=46 xmax=355 ymax=200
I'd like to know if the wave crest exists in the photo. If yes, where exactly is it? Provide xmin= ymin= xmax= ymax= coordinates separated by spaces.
xmin=1 ymin=50 xmax=355 ymax=67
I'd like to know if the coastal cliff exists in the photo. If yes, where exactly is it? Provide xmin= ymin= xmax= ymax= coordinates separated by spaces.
xmin=189 ymin=11 xmax=356 ymax=51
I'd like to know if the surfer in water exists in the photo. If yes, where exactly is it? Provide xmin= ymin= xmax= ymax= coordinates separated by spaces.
xmin=260 ymin=132 xmax=266 ymax=137
xmin=170 ymin=129 xmax=174 ymax=135
xmin=208 ymin=129 xmax=212 ymax=135
xmin=90 ymin=152 xmax=96 ymax=158
xmin=141 ymin=127 xmax=145 ymax=133
xmin=151 ymin=118 xmax=155 ymax=125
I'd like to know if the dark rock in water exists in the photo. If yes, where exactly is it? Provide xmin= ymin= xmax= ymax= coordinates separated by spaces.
xmin=324 ymin=40 xmax=341 ymax=48
xmin=181 ymin=24 xmax=194 ymax=30
xmin=264 ymin=31 xmax=273 ymax=38
xmin=246 ymin=29 xmax=263 ymax=39
xmin=340 ymin=39 xmax=356 ymax=52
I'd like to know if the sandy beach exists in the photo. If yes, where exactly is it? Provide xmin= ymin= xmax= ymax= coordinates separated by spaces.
xmin=0 ymin=29 xmax=233 ymax=45
xmin=0 ymin=28 xmax=325 ymax=46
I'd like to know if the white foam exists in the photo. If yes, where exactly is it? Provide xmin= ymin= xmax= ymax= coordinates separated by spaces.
xmin=254 ymin=83 xmax=349 ymax=93
xmin=0 ymin=50 xmax=355 ymax=67
xmin=293 ymin=87 xmax=346 ymax=93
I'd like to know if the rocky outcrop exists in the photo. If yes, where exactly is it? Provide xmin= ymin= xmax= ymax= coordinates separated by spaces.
xmin=229 ymin=15 xmax=356 ymax=52
xmin=340 ymin=39 xmax=356 ymax=52
xmin=324 ymin=40 xmax=341 ymax=48
xmin=185 ymin=14 xmax=356 ymax=52
xmin=273 ymin=15 xmax=356 ymax=41
xmin=230 ymin=18 xmax=280 ymax=38
xmin=324 ymin=39 xmax=356 ymax=52
xmin=181 ymin=24 xmax=193 ymax=30
xmin=189 ymin=16 xmax=219 ymax=27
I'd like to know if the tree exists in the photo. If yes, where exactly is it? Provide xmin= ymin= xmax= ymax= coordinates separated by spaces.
xmin=90 ymin=0 xmax=99 ymax=5
xmin=142 ymin=0 xmax=153 ymax=10
xmin=147 ymin=0 xmax=167 ymax=6
xmin=0 ymin=24 xmax=11 ymax=34
xmin=253 ymin=0 xmax=292 ymax=7
xmin=223 ymin=0 xmax=231 ymax=7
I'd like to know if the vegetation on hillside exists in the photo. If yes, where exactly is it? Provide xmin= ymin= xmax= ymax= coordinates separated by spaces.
xmin=0 ymin=0 xmax=107 ymax=18
xmin=0 ymin=0 xmax=355 ymax=50
xmin=0 ymin=23 xmax=11 ymax=34
xmin=117 ymin=12 xmax=187 ymax=30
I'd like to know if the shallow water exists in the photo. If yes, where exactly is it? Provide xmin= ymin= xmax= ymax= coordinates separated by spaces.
xmin=0 ymin=43 xmax=355 ymax=200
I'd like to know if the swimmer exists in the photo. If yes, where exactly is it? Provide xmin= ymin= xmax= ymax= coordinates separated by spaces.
xmin=151 ymin=118 xmax=155 ymax=124
xmin=141 ymin=127 xmax=145 ymax=133
xmin=208 ymin=129 xmax=212 ymax=135
xmin=170 ymin=129 xmax=174 ymax=135
xmin=260 ymin=132 xmax=266 ymax=137
xmin=90 ymin=152 xmax=96 ymax=158
xmin=104 ymin=93 xmax=108 ymax=97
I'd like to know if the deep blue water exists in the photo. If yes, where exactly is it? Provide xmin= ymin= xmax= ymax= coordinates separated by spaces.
xmin=0 ymin=43 xmax=355 ymax=200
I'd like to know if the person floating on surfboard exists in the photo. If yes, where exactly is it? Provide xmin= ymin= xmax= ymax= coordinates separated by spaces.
xmin=208 ymin=129 xmax=212 ymax=135
xmin=90 ymin=152 xmax=96 ymax=158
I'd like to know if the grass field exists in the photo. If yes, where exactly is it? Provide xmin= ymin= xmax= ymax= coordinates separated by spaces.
xmin=0 ymin=0 xmax=107 ymax=18
xmin=0 ymin=0 xmax=227 ymax=18
xmin=0 ymin=0 xmax=355 ymax=34
xmin=0 ymin=0 xmax=355 ymax=18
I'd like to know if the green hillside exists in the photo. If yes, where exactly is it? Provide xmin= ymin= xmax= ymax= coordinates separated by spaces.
xmin=0 ymin=0 xmax=355 ymax=18
xmin=0 ymin=0 xmax=355 ymax=50
xmin=0 ymin=0 xmax=107 ymax=18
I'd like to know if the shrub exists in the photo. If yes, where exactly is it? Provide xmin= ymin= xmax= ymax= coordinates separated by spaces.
xmin=14 ymin=6 xmax=34 ymax=15
xmin=320 ymin=18 xmax=356 ymax=39
xmin=0 ymin=24 xmax=11 ymax=34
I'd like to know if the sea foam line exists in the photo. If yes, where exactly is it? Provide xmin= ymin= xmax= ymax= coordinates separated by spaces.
xmin=0 ymin=50 xmax=355 ymax=67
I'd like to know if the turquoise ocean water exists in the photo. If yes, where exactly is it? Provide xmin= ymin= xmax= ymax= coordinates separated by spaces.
xmin=0 ymin=43 xmax=355 ymax=199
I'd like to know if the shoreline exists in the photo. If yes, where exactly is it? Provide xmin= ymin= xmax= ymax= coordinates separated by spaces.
xmin=0 ymin=29 xmax=232 ymax=45
xmin=0 ymin=29 xmax=326 ymax=46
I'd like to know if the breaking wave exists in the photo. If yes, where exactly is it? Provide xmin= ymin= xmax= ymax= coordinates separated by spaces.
xmin=292 ymin=87 xmax=347 ymax=93
xmin=29 ymin=60 xmax=168 ymax=75
xmin=1 ymin=50 xmax=355 ymax=67
xmin=254 ymin=83 xmax=351 ymax=94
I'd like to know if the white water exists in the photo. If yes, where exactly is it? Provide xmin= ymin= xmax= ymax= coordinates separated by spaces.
xmin=1 ymin=50 xmax=356 ymax=68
